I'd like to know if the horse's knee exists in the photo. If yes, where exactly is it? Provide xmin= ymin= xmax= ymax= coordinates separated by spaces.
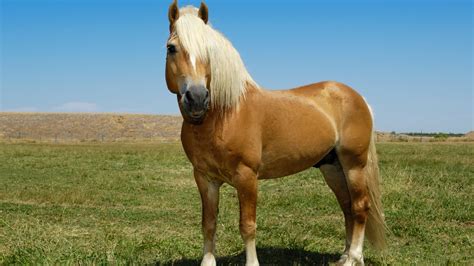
xmin=239 ymin=221 xmax=256 ymax=240
xmin=352 ymin=196 xmax=370 ymax=223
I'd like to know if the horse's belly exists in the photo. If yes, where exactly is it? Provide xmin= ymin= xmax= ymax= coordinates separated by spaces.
xmin=258 ymin=160 xmax=317 ymax=179
xmin=258 ymin=145 xmax=331 ymax=179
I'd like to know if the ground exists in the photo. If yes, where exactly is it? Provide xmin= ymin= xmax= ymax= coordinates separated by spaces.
xmin=0 ymin=142 xmax=472 ymax=264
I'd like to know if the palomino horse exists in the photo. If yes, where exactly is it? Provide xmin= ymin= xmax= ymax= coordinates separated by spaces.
xmin=165 ymin=1 xmax=386 ymax=265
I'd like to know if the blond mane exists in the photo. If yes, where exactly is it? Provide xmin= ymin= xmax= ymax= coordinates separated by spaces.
xmin=174 ymin=6 xmax=258 ymax=110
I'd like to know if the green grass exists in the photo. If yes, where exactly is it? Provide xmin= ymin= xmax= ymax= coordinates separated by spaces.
xmin=0 ymin=142 xmax=472 ymax=264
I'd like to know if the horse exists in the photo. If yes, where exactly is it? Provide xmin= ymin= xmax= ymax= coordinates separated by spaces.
xmin=165 ymin=1 xmax=386 ymax=265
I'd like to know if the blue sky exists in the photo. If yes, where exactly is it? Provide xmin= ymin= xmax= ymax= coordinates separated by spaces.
xmin=1 ymin=0 xmax=472 ymax=132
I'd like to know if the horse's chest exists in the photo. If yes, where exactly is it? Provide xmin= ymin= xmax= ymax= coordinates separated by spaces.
xmin=184 ymin=135 xmax=237 ymax=183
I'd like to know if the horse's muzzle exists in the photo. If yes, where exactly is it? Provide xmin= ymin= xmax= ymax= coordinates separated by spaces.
xmin=180 ymin=85 xmax=210 ymax=125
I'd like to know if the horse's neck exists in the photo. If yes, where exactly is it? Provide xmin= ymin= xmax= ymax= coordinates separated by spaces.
xmin=208 ymin=83 xmax=257 ymax=116
xmin=189 ymin=84 xmax=259 ymax=136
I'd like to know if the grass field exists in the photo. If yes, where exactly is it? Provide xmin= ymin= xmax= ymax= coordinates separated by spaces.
xmin=0 ymin=142 xmax=472 ymax=264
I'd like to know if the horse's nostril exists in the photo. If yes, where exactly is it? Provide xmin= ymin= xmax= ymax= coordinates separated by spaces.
xmin=185 ymin=90 xmax=193 ymax=102
xmin=205 ymin=90 xmax=209 ymax=97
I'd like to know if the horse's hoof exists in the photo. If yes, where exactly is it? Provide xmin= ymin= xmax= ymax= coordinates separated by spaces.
xmin=201 ymin=253 xmax=216 ymax=266
xmin=336 ymin=254 xmax=364 ymax=266
xmin=335 ymin=254 xmax=348 ymax=266
xmin=245 ymin=261 xmax=259 ymax=266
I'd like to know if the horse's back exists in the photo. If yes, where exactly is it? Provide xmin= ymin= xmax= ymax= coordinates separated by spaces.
xmin=287 ymin=81 xmax=371 ymax=124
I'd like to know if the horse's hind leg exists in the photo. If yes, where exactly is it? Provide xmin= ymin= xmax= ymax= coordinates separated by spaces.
xmin=320 ymin=160 xmax=354 ymax=263
xmin=337 ymin=150 xmax=371 ymax=266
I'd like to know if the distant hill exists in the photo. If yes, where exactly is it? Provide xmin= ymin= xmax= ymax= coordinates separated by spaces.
xmin=0 ymin=113 xmax=182 ymax=143
xmin=375 ymin=131 xmax=473 ymax=142
xmin=465 ymin=131 xmax=474 ymax=140
xmin=0 ymin=112 xmax=471 ymax=143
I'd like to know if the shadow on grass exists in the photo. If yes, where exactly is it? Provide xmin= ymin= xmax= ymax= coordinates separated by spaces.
xmin=157 ymin=247 xmax=343 ymax=265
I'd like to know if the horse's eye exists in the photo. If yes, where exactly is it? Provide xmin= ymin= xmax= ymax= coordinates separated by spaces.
xmin=167 ymin=44 xmax=177 ymax=54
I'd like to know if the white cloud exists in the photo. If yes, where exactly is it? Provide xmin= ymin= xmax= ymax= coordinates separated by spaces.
xmin=52 ymin=102 xmax=99 ymax=113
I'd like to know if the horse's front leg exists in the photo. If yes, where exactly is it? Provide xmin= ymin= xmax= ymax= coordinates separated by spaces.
xmin=194 ymin=170 xmax=222 ymax=266
xmin=234 ymin=165 xmax=259 ymax=266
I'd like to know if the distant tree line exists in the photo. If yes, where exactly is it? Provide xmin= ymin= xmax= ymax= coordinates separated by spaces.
xmin=399 ymin=132 xmax=465 ymax=138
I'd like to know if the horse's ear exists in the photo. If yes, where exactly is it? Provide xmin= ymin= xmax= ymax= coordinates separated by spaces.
xmin=198 ymin=2 xmax=209 ymax=24
xmin=168 ymin=0 xmax=179 ymax=26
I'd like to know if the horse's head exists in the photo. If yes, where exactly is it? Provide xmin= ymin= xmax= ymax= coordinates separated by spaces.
xmin=165 ymin=0 xmax=210 ymax=125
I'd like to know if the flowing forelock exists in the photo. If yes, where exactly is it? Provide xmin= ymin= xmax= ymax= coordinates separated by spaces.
xmin=174 ymin=6 xmax=258 ymax=110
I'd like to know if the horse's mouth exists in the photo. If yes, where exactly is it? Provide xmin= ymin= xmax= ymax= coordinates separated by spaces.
xmin=186 ymin=112 xmax=206 ymax=125
xmin=189 ymin=117 xmax=204 ymax=125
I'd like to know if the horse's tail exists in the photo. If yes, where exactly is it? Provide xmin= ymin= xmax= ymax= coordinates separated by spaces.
xmin=365 ymin=132 xmax=387 ymax=251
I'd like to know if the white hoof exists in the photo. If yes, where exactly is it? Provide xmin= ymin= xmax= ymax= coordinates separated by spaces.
xmin=336 ymin=254 xmax=348 ymax=265
xmin=337 ymin=253 xmax=364 ymax=266
xmin=245 ymin=260 xmax=259 ymax=266
xmin=201 ymin=253 xmax=216 ymax=266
